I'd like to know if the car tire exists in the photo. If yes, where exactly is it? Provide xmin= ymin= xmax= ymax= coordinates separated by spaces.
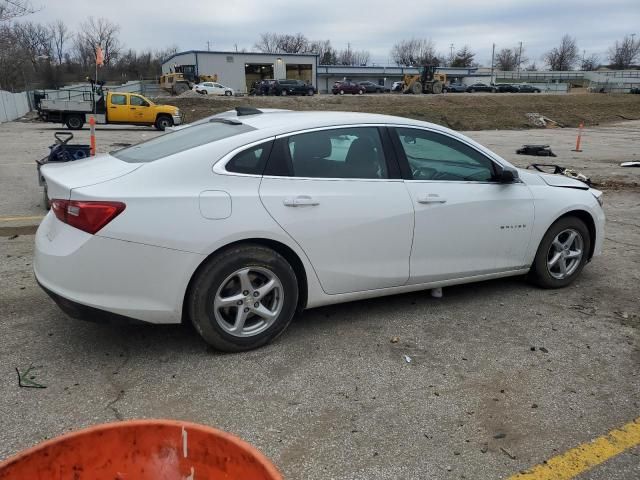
xmin=202 ymin=90 xmax=208 ymax=94
xmin=154 ymin=115 xmax=173 ymax=131
xmin=307 ymin=89 xmax=315 ymax=96
xmin=65 ymin=114 xmax=84 ymax=130
xmin=357 ymin=89 xmax=364 ymax=95
xmin=281 ymin=90 xmax=287 ymax=96
xmin=528 ymin=216 xmax=591 ymax=289
xmin=188 ymin=244 xmax=299 ymax=352
xmin=470 ymin=88 xmax=476 ymax=93
xmin=225 ymin=91 xmax=232 ymax=96
xmin=339 ymin=90 xmax=345 ymax=95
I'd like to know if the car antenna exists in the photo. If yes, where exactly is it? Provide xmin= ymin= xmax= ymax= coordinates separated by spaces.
xmin=235 ymin=106 xmax=263 ymax=116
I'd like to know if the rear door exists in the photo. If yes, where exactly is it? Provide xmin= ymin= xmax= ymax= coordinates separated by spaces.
xmin=129 ymin=95 xmax=154 ymax=123
xmin=107 ymin=93 xmax=130 ymax=123
xmin=391 ymin=127 xmax=534 ymax=283
xmin=259 ymin=126 xmax=414 ymax=295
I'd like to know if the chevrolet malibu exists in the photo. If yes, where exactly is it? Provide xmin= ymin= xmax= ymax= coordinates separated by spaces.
xmin=35 ymin=109 xmax=605 ymax=352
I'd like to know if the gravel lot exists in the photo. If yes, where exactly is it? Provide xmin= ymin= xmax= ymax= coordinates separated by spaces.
xmin=0 ymin=116 xmax=638 ymax=478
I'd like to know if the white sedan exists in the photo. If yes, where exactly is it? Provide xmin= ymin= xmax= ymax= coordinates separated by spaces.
xmin=35 ymin=109 xmax=605 ymax=352
xmin=194 ymin=82 xmax=234 ymax=96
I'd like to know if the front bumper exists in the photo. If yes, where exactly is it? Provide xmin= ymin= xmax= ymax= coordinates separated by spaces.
xmin=172 ymin=114 xmax=183 ymax=125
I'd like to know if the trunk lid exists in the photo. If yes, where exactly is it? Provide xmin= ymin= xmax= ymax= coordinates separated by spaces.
xmin=41 ymin=154 xmax=142 ymax=200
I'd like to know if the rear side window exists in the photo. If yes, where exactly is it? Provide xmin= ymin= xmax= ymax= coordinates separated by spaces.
xmin=266 ymin=127 xmax=388 ymax=179
xmin=112 ymin=122 xmax=256 ymax=163
xmin=226 ymin=141 xmax=273 ymax=175
xmin=111 ymin=94 xmax=127 ymax=105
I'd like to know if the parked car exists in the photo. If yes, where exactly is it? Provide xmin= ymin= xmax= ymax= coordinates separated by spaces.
xmin=494 ymin=83 xmax=519 ymax=93
xmin=357 ymin=81 xmax=385 ymax=93
xmin=466 ymin=83 xmax=494 ymax=93
xmin=391 ymin=81 xmax=404 ymax=92
xmin=194 ymin=82 xmax=234 ymax=96
xmin=250 ymin=79 xmax=276 ymax=96
xmin=273 ymin=79 xmax=316 ymax=96
xmin=516 ymin=84 xmax=542 ymax=93
xmin=332 ymin=81 xmax=365 ymax=95
xmin=443 ymin=83 xmax=467 ymax=93
xmin=36 ymin=108 xmax=604 ymax=352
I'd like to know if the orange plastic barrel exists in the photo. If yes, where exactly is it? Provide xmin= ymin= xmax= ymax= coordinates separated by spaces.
xmin=0 ymin=419 xmax=282 ymax=480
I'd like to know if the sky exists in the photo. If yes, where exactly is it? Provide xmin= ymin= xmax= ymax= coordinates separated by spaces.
xmin=27 ymin=0 xmax=640 ymax=66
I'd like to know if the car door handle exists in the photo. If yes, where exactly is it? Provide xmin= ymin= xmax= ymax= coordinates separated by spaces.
xmin=283 ymin=196 xmax=319 ymax=207
xmin=417 ymin=194 xmax=447 ymax=204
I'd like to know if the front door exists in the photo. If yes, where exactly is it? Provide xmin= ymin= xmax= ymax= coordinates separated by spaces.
xmin=259 ymin=126 xmax=414 ymax=295
xmin=391 ymin=127 xmax=534 ymax=284
xmin=107 ymin=93 xmax=130 ymax=123
xmin=129 ymin=95 xmax=154 ymax=123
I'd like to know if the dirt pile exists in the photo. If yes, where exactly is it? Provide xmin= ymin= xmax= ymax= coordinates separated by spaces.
xmin=161 ymin=93 xmax=640 ymax=131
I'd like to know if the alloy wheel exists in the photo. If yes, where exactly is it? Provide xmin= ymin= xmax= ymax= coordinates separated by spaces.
xmin=213 ymin=267 xmax=284 ymax=337
xmin=546 ymin=228 xmax=584 ymax=280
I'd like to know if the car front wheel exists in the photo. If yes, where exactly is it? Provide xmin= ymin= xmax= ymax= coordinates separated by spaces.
xmin=188 ymin=244 xmax=299 ymax=352
xmin=529 ymin=216 xmax=591 ymax=288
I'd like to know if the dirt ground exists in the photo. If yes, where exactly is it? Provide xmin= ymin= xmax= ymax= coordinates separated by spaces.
xmin=163 ymin=93 xmax=640 ymax=131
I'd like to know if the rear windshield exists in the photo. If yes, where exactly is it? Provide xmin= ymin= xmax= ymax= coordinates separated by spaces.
xmin=112 ymin=122 xmax=255 ymax=163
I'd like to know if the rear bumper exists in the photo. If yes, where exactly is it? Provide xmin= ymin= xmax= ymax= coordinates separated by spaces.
xmin=34 ymin=213 xmax=204 ymax=324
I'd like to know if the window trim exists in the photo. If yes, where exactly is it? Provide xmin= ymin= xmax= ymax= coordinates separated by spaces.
xmin=213 ymin=138 xmax=276 ymax=177
xmin=264 ymin=124 xmax=402 ymax=181
xmin=388 ymin=126 xmax=510 ymax=184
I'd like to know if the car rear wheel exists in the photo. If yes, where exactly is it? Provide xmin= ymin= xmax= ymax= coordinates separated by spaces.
xmin=65 ymin=114 xmax=84 ymax=130
xmin=470 ymin=88 xmax=476 ymax=93
xmin=528 ymin=216 xmax=591 ymax=289
xmin=188 ymin=244 xmax=299 ymax=352
xmin=225 ymin=91 xmax=232 ymax=96
xmin=339 ymin=90 xmax=345 ymax=95
xmin=357 ymin=89 xmax=364 ymax=95
xmin=307 ymin=89 xmax=315 ymax=96
xmin=281 ymin=90 xmax=288 ymax=96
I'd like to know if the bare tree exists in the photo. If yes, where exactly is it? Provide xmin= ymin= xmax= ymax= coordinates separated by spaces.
xmin=0 ymin=0 xmax=37 ymax=21
xmin=75 ymin=17 xmax=121 ymax=67
xmin=525 ymin=62 xmax=538 ymax=71
xmin=495 ymin=47 xmax=528 ymax=71
xmin=390 ymin=38 xmax=439 ymax=66
xmin=607 ymin=36 xmax=640 ymax=69
xmin=309 ymin=39 xmax=337 ymax=65
xmin=544 ymin=35 xmax=579 ymax=71
xmin=581 ymin=53 xmax=600 ymax=71
xmin=254 ymin=32 xmax=280 ymax=53
xmin=450 ymin=45 xmax=475 ymax=67
xmin=13 ymin=21 xmax=52 ymax=69
xmin=49 ymin=19 xmax=68 ymax=65
xmin=337 ymin=46 xmax=370 ymax=66
xmin=253 ymin=32 xmax=310 ymax=54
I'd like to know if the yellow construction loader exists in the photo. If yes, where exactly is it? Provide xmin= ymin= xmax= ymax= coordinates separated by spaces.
xmin=159 ymin=65 xmax=218 ymax=95
xmin=402 ymin=65 xmax=446 ymax=94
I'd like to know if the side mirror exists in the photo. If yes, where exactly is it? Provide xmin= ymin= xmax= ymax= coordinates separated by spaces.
xmin=498 ymin=166 xmax=519 ymax=183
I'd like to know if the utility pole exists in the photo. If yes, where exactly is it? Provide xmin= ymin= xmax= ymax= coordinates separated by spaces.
xmin=581 ymin=49 xmax=585 ymax=70
xmin=517 ymin=41 xmax=523 ymax=76
xmin=206 ymin=41 xmax=211 ymax=51
xmin=490 ymin=43 xmax=495 ymax=84
xmin=450 ymin=43 xmax=454 ymax=65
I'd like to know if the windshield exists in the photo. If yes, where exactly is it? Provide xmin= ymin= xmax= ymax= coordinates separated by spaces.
xmin=112 ymin=122 xmax=255 ymax=163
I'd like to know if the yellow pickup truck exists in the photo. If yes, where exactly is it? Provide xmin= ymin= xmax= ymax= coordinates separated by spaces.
xmin=37 ymin=90 xmax=182 ymax=131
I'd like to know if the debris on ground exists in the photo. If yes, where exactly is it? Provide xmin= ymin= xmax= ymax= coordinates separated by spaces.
xmin=500 ymin=447 xmax=517 ymax=460
xmin=430 ymin=287 xmax=443 ymax=298
xmin=390 ymin=336 xmax=400 ymax=343
xmin=620 ymin=161 xmax=640 ymax=167
xmin=516 ymin=144 xmax=557 ymax=157
xmin=525 ymin=113 xmax=564 ymax=128
xmin=8 ymin=234 xmax=18 ymax=240
xmin=494 ymin=432 xmax=506 ymax=439
xmin=16 ymin=365 xmax=46 ymax=388
xmin=403 ymin=355 xmax=412 ymax=363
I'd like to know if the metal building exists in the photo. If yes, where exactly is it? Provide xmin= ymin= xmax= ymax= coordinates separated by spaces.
xmin=162 ymin=51 xmax=319 ymax=94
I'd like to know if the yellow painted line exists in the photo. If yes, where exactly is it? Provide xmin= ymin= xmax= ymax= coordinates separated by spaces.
xmin=0 ymin=215 xmax=44 ymax=223
xmin=509 ymin=417 xmax=640 ymax=480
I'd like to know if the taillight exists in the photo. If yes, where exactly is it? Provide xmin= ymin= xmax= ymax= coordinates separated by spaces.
xmin=50 ymin=199 xmax=126 ymax=234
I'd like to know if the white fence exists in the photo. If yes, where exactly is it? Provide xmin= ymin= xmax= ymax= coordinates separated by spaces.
xmin=0 ymin=90 xmax=31 ymax=123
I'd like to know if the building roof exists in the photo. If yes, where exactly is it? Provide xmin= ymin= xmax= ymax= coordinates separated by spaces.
xmin=163 ymin=50 xmax=319 ymax=65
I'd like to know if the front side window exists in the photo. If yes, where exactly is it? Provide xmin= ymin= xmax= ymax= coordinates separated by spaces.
xmin=111 ymin=94 xmax=127 ymax=105
xmin=396 ymin=128 xmax=496 ymax=182
xmin=130 ymin=95 xmax=149 ymax=107
xmin=267 ymin=127 xmax=388 ymax=179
